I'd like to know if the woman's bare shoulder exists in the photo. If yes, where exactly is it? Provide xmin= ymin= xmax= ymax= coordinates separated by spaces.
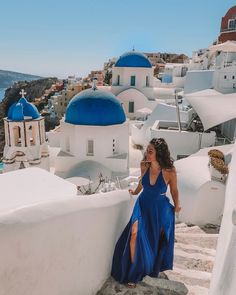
xmin=163 ymin=166 xmax=176 ymax=174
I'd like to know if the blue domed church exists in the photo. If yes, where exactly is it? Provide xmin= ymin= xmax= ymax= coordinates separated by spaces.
xmin=2 ymin=90 xmax=49 ymax=172
xmin=54 ymin=86 xmax=129 ymax=180
xmin=111 ymin=50 xmax=158 ymax=119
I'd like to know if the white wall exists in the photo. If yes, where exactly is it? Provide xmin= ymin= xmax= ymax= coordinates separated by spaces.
xmin=149 ymin=124 xmax=216 ymax=160
xmin=130 ymin=103 xmax=195 ymax=148
xmin=174 ymin=155 xmax=226 ymax=225
xmin=47 ymin=129 xmax=61 ymax=147
xmin=0 ymin=186 xmax=135 ymax=295
xmin=111 ymin=67 xmax=154 ymax=98
xmin=209 ymin=144 xmax=236 ymax=295
xmin=55 ymin=121 xmax=129 ymax=177
xmin=173 ymin=76 xmax=186 ymax=88
xmin=213 ymin=64 xmax=236 ymax=94
xmin=184 ymin=70 xmax=215 ymax=94
xmin=117 ymin=88 xmax=158 ymax=119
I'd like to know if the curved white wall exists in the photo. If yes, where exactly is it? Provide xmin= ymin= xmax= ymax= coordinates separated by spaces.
xmin=209 ymin=144 xmax=236 ymax=295
xmin=174 ymin=156 xmax=225 ymax=225
xmin=117 ymin=88 xmax=157 ymax=119
xmin=0 ymin=189 xmax=136 ymax=295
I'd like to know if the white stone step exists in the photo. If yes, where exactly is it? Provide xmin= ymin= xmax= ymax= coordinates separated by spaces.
xmin=174 ymin=251 xmax=214 ymax=273
xmin=173 ymin=267 xmax=211 ymax=281
xmin=186 ymin=284 xmax=209 ymax=295
xmin=165 ymin=267 xmax=211 ymax=288
xmin=175 ymin=222 xmax=189 ymax=228
xmin=174 ymin=249 xmax=215 ymax=262
xmin=176 ymin=233 xmax=219 ymax=238
xmin=175 ymin=242 xmax=216 ymax=257
xmin=175 ymin=225 xmax=205 ymax=234
xmin=175 ymin=233 xmax=218 ymax=249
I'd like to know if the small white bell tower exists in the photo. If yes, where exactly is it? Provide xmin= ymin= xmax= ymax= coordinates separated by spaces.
xmin=2 ymin=89 xmax=50 ymax=172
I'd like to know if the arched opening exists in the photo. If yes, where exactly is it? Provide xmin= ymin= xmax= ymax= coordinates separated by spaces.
xmin=28 ymin=125 xmax=36 ymax=146
xmin=117 ymin=75 xmax=120 ymax=86
xmin=13 ymin=126 xmax=21 ymax=147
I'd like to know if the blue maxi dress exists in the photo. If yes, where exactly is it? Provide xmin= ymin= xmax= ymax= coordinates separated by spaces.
xmin=111 ymin=167 xmax=175 ymax=284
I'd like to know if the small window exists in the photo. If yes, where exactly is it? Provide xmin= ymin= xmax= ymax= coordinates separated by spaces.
xmin=228 ymin=19 xmax=236 ymax=29
xmin=129 ymin=101 xmax=134 ymax=113
xmin=87 ymin=140 xmax=94 ymax=156
xmin=130 ymin=76 xmax=136 ymax=86
xmin=117 ymin=75 xmax=120 ymax=86
xmin=146 ymin=76 xmax=149 ymax=87
xmin=113 ymin=139 xmax=117 ymax=154
xmin=224 ymin=75 xmax=227 ymax=79
xmin=233 ymin=76 xmax=235 ymax=80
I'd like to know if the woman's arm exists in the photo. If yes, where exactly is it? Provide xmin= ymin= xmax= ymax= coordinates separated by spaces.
xmin=129 ymin=161 xmax=148 ymax=195
xmin=168 ymin=167 xmax=181 ymax=213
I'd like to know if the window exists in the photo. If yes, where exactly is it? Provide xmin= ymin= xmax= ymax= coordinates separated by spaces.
xmin=113 ymin=139 xmax=115 ymax=153
xmin=224 ymin=75 xmax=227 ymax=79
xmin=146 ymin=76 xmax=149 ymax=87
xmin=228 ymin=19 xmax=236 ymax=30
xmin=112 ymin=139 xmax=118 ymax=154
xmin=117 ymin=75 xmax=120 ymax=86
xmin=129 ymin=101 xmax=134 ymax=113
xmin=233 ymin=76 xmax=235 ymax=80
xmin=87 ymin=140 xmax=94 ymax=155
xmin=130 ymin=75 xmax=136 ymax=86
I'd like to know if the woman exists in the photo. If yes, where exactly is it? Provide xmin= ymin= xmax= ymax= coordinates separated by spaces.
xmin=111 ymin=138 xmax=181 ymax=287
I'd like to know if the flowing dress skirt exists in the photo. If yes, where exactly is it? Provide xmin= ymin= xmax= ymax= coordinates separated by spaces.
xmin=111 ymin=169 xmax=175 ymax=283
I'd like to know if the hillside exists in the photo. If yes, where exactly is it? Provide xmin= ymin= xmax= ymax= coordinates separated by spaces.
xmin=0 ymin=69 xmax=42 ymax=89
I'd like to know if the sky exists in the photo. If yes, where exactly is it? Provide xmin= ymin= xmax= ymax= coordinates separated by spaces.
xmin=0 ymin=0 xmax=235 ymax=78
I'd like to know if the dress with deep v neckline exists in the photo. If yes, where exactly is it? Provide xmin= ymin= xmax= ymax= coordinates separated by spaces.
xmin=149 ymin=167 xmax=161 ymax=186
xmin=111 ymin=163 xmax=175 ymax=284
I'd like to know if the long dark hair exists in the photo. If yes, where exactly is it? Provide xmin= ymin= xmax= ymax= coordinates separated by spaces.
xmin=149 ymin=138 xmax=174 ymax=169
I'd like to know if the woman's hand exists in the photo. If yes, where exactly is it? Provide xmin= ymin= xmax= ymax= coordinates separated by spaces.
xmin=174 ymin=205 xmax=181 ymax=213
xmin=128 ymin=189 xmax=135 ymax=195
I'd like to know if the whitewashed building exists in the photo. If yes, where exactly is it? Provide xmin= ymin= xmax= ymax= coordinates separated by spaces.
xmin=111 ymin=51 xmax=158 ymax=118
xmin=2 ymin=90 xmax=49 ymax=172
xmin=53 ymin=87 xmax=129 ymax=180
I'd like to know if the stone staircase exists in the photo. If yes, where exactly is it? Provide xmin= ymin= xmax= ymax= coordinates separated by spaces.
xmin=97 ymin=223 xmax=219 ymax=295
xmin=165 ymin=222 xmax=219 ymax=295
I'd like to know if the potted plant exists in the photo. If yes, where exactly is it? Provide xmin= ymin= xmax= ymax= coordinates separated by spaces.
xmin=208 ymin=149 xmax=229 ymax=182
